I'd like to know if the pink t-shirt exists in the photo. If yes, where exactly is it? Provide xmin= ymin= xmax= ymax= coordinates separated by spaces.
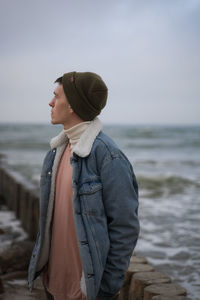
xmin=43 ymin=144 xmax=86 ymax=300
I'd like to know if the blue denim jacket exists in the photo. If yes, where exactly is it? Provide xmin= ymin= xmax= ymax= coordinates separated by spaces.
xmin=28 ymin=118 xmax=139 ymax=300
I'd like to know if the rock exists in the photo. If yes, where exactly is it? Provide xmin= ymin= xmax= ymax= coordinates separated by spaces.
xmin=0 ymin=240 xmax=34 ymax=274
xmin=1 ymin=271 xmax=28 ymax=281
xmin=1 ymin=276 xmax=46 ymax=300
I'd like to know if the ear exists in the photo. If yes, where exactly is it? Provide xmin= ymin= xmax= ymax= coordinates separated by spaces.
xmin=68 ymin=105 xmax=74 ymax=114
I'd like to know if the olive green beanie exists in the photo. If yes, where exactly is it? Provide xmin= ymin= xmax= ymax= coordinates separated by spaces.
xmin=55 ymin=71 xmax=108 ymax=121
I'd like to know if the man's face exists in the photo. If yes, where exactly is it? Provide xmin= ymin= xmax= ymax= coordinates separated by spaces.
xmin=49 ymin=84 xmax=71 ymax=126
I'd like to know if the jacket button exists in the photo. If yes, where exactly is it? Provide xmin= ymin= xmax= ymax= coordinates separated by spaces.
xmin=53 ymin=149 xmax=56 ymax=153
xmin=32 ymin=254 xmax=35 ymax=258
xmin=71 ymin=157 xmax=78 ymax=162
xmin=48 ymin=171 xmax=51 ymax=175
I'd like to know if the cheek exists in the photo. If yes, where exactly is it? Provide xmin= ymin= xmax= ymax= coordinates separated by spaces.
xmin=61 ymin=103 xmax=69 ymax=114
xmin=56 ymin=103 xmax=68 ymax=117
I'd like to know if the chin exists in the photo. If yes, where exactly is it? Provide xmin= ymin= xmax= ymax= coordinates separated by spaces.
xmin=51 ymin=119 xmax=61 ymax=125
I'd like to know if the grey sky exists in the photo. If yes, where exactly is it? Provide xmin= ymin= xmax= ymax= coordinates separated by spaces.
xmin=0 ymin=0 xmax=200 ymax=124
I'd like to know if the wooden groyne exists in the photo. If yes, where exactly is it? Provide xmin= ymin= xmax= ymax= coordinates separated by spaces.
xmin=0 ymin=164 xmax=39 ymax=241
xmin=0 ymin=163 xmax=192 ymax=299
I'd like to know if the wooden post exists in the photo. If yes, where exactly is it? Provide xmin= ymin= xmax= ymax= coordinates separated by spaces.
xmin=6 ymin=173 xmax=14 ymax=209
xmin=8 ymin=176 xmax=20 ymax=211
xmin=144 ymin=283 xmax=187 ymax=300
xmin=128 ymin=263 xmax=154 ymax=274
xmin=119 ymin=262 xmax=154 ymax=300
xmin=18 ymin=185 xmax=29 ymax=230
xmin=130 ymin=256 xmax=148 ymax=264
xmin=0 ymin=168 xmax=5 ymax=203
xmin=0 ymin=167 xmax=3 ymax=192
xmin=2 ymin=171 xmax=10 ymax=206
xmin=26 ymin=191 xmax=39 ymax=240
xmin=152 ymin=296 xmax=192 ymax=300
xmin=129 ymin=271 xmax=171 ymax=300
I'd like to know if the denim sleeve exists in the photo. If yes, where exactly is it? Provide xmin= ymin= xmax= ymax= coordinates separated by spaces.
xmin=96 ymin=156 xmax=140 ymax=299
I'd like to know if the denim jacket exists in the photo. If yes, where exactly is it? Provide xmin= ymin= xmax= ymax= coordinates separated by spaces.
xmin=28 ymin=117 xmax=139 ymax=300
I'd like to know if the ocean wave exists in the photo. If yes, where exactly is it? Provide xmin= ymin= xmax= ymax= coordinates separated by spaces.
xmin=104 ymin=124 xmax=200 ymax=140
xmin=138 ymin=175 xmax=200 ymax=198
xmin=125 ymin=140 xmax=200 ymax=149
xmin=0 ymin=142 xmax=49 ymax=150
xmin=135 ymin=159 xmax=200 ymax=167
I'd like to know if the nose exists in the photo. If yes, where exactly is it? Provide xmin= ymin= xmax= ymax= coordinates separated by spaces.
xmin=49 ymin=98 xmax=55 ymax=107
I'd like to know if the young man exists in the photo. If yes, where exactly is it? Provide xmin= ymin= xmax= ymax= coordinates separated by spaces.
xmin=28 ymin=71 xmax=140 ymax=300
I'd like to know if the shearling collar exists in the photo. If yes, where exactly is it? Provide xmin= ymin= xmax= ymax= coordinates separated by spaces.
xmin=50 ymin=117 xmax=102 ymax=157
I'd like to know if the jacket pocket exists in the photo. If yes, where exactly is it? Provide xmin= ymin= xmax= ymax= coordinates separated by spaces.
xmin=78 ymin=181 xmax=102 ymax=195
xmin=78 ymin=180 xmax=103 ymax=216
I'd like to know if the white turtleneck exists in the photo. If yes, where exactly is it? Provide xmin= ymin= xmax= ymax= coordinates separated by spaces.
xmin=64 ymin=121 xmax=91 ymax=152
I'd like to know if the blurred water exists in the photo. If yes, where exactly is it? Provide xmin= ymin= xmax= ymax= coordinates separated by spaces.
xmin=0 ymin=122 xmax=200 ymax=299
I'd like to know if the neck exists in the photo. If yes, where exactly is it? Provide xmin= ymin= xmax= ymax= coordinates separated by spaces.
xmin=64 ymin=121 xmax=91 ymax=152
xmin=63 ymin=120 xmax=81 ymax=130
xmin=63 ymin=114 xmax=85 ymax=130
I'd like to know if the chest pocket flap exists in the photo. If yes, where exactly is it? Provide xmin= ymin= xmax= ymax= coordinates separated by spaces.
xmin=78 ymin=181 xmax=102 ymax=195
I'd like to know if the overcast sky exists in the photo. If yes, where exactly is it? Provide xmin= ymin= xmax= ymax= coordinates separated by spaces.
xmin=0 ymin=0 xmax=199 ymax=124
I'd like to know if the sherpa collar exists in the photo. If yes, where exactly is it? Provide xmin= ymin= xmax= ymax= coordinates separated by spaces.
xmin=50 ymin=117 xmax=102 ymax=157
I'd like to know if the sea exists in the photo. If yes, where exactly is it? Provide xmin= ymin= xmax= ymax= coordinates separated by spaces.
xmin=0 ymin=122 xmax=199 ymax=300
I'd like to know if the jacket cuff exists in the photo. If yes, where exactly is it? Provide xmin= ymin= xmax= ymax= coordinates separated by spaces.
xmin=96 ymin=289 xmax=120 ymax=300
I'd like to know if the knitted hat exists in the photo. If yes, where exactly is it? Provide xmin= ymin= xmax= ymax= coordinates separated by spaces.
xmin=55 ymin=71 xmax=108 ymax=121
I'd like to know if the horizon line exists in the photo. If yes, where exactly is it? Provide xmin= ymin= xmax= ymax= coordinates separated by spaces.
xmin=0 ymin=121 xmax=200 ymax=127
